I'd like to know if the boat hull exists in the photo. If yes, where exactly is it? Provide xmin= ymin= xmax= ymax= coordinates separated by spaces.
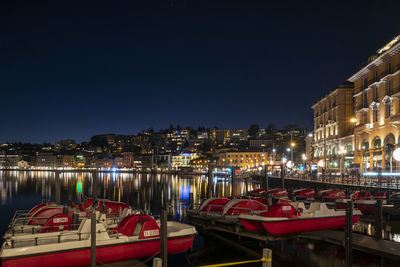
xmin=261 ymin=215 xmax=360 ymax=235
xmin=1 ymin=235 xmax=195 ymax=267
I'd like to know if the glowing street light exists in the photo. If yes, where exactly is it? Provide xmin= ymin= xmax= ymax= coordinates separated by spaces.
xmin=350 ymin=117 xmax=357 ymax=124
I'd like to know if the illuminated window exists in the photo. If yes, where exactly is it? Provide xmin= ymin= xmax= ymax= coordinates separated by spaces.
xmin=373 ymin=87 xmax=378 ymax=101
xmin=386 ymin=80 xmax=392 ymax=95
xmin=363 ymin=77 xmax=368 ymax=89
xmin=374 ymin=108 xmax=379 ymax=122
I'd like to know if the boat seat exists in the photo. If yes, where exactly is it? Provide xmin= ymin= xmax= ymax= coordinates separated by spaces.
xmin=313 ymin=203 xmax=336 ymax=217
xmin=291 ymin=202 xmax=306 ymax=211
xmin=77 ymin=218 xmax=91 ymax=240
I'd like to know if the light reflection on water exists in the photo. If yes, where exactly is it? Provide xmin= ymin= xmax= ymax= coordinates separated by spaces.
xmin=0 ymin=171 xmax=259 ymax=224
xmin=1 ymin=170 xmax=399 ymax=266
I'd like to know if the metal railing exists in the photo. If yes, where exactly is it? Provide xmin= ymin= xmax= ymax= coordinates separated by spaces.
xmin=275 ymin=173 xmax=400 ymax=190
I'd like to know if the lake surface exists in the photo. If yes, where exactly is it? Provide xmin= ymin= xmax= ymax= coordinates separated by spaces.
xmin=0 ymin=170 xmax=398 ymax=266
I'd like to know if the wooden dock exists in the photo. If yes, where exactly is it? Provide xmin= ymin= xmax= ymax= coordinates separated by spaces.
xmin=298 ymin=230 xmax=400 ymax=261
xmin=189 ymin=212 xmax=400 ymax=262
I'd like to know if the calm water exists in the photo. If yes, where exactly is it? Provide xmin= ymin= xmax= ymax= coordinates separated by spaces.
xmin=0 ymin=170 xmax=398 ymax=267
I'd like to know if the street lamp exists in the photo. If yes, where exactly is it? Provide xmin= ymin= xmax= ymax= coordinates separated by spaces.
xmin=290 ymin=142 xmax=296 ymax=173
xmin=338 ymin=146 xmax=346 ymax=176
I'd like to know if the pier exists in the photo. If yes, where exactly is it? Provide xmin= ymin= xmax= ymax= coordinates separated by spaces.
xmin=189 ymin=211 xmax=400 ymax=263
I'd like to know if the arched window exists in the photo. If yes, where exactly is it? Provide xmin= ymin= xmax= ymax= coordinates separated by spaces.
xmin=345 ymin=143 xmax=353 ymax=154
xmin=362 ymin=140 xmax=369 ymax=150
xmin=373 ymin=136 xmax=382 ymax=148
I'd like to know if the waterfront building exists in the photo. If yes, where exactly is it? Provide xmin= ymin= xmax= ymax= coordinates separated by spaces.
xmin=171 ymin=152 xmax=200 ymax=169
xmin=95 ymin=158 xmax=113 ymax=169
xmin=17 ymin=160 xmax=29 ymax=168
xmin=132 ymin=154 xmax=153 ymax=169
xmin=190 ymin=155 xmax=218 ymax=169
xmin=350 ymin=34 xmax=400 ymax=172
xmin=0 ymin=154 xmax=20 ymax=167
xmin=56 ymin=155 xmax=75 ymax=168
xmin=152 ymin=154 xmax=171 ymax=169
xmin=217 ymin=151 xmax=269 ymax=170
xmin=312 ymin=82 xmax=355 ymax=170
xmin=35 ymin=153 xmax=57 ymax=168
xmin=122 ymin=152 xmax=134 ymax=168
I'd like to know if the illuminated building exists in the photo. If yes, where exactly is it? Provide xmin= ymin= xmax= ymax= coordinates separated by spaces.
xmin=56 ymin=155 xmax=75 ymax=167
xmin=209 ymin=129 xmax=230 ymax=146
xmin=190 ymin=156 xmax=218 ymax=169
xmin=217 ymin=151 xmax=269 ymax=170
xmin=350 ymin=34 xmax=400 ymax=172
xmin=230 ymin=129 xmax=248 ymax=141
xmin=35 ymin=153 xmax=57 ymax=168
xmin=312 ymin=82 xmax=354 ymax=169
xmin=0 ymin=154 xmax=20 ymax=167
xmin=152 ymin=154 xmax=171 ymax=169
xmin=167 ymin=129 xmax=190 ymax=151
xmin=171 ymin=153 xmax=200 ymax=169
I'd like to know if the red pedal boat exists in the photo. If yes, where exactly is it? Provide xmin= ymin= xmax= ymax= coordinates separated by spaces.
xmin=292 ymin=188 xmax=315 ymax=200
xmin=6 ymin=201 xmax=135 ymax=238
xmin=337 ymin=191 xmax=388 ymax=214
xmin=196 ymin=198 xmax=267 ymax=218
xmin=317 ymin=189 xmax=345 ymax=202
xmin=0 ymin=214 xmax=196 ymax=267
xmin=239 ymin=202 xmax=361 ymax=235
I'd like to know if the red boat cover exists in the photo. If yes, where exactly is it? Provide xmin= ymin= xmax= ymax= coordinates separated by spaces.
xmin=294 ymin=189 xmax=315 ymax=199
xmin=249 ymin=197 xmax=269 ymax=205
xmin=28 ymin=206 xmax=63 ymax=225
xmin=374 ymin=191 xmax=387 ymax=200
xmin=351 ymin=191 xmax=372 ymax=201
xmin=268 ymin=189 xmax=288 ymax=198
xmin=260 ymin=203 xmax=297 ymax=218
xmin=199 ymin=198 xmax=230 ymax=213
xmin=251 ymin=188 xmax=266 ymax=195
xmin=27 ymin=203 xmax=55 ymax=219
xmin=112 ymin=214 xmax=160 ymax=239
xmin=321 ymin=189 xmax=345 ymax=202
xmin=223 ymin=199 xmax=267 ymax=215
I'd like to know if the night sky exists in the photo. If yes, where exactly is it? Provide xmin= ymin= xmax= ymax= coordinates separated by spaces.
xmin=2 ymin=1 xmax=400 ymax=143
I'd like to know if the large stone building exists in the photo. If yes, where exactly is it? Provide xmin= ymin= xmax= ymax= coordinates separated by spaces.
xmin=350 ymin=34 xmax=400 ymax=172
xmin=312 ymin=33 xmax=400 ymax=173
xmin=312 ymin=82 xmax=354 ymax=170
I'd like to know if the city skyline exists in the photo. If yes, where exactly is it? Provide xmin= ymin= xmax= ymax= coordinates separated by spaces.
xmin=2 ymin=1 xmax=400 ymax=143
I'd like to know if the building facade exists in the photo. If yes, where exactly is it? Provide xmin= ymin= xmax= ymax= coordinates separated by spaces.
xmin=312 ymin=34 xmax=400 ymax=173
xmin=350 ymin=34 xmax=400 ymax=172
xmin=217 ymin=151 xmax=269 ymax=170
xmin=312 ymin=83 xmax=355 ymax=170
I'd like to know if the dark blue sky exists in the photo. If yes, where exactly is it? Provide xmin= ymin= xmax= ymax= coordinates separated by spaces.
xmin=1 ymin=0 xmax=400 ymax=143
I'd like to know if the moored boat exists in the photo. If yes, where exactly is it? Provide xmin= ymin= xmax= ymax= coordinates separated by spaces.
xmin=1 ymin=214 xmax=196 ymax=267
xmin=6 ymin=200 xmax=136 ymax=238
xmin=195 ymin=198 xmax=267 ymax=218
xmin=317 ymin=189 xmax=345 ymax=202
xmin=239 ymin=202 xmax=362 ymax=235
xmin=335 ymin=191 xmax=392 ymax=214
xmin=292 ymin=188 xmax=315 ymax=200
